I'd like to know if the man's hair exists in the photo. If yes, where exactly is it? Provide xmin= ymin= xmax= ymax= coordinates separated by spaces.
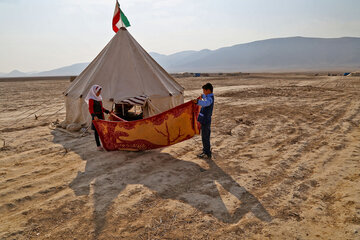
xmin=202 ymin=83 xmax=213 ymax=92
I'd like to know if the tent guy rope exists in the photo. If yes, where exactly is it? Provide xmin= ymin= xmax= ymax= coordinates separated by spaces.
xmin=1 ymin=105 xmax=65 ymax=149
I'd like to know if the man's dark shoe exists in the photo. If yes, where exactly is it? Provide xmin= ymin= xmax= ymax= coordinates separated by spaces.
xmin=197 ymin=152 xmax=206 ymax=158
xmin=198 ymin=153 xmax=212 ymax=159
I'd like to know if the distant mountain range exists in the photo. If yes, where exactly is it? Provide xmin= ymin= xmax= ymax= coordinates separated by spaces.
xmin=151 ymin=36 xmax=360 ymax=72
xmin=0 ymin=63 xmax=89 ymax=78
xmin=1 ymin=37 xmax=359 ymax=77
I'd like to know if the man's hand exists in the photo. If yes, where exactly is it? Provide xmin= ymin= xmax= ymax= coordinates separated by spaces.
xmin=94 ymin=116 xmax=99 ymax=121
xmin=192 ymin=99 xmax=198 ymax=104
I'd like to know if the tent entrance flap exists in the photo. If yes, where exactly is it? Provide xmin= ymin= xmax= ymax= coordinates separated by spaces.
xmin=116 ymin=95 xmax=148 ymax=106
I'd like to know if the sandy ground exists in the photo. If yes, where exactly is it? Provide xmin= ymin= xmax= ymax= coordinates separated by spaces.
xmin=1 ymin=74 xmax=360 ymax=240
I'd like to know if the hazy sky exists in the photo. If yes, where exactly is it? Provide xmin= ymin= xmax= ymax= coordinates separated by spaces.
xmin=1 ymin=0 xmax=360 ymax=73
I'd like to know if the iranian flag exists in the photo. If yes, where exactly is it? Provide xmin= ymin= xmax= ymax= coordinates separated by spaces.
xmin=112 ymin=0 xmax=130 ymax=32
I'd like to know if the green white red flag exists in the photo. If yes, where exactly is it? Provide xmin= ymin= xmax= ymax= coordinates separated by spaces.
xmin=112 ymin=0 xmax=130 ymax=32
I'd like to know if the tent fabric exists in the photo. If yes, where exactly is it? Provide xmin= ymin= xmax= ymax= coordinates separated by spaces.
xmin=93 ymin=101 xmax=201 ymax=151
xmin=63 ymin=28 xmax=184 ymax=127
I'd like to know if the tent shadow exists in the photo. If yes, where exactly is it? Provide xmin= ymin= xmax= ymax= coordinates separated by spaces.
xmin=52 ymin=130 xmax=272 ymax=237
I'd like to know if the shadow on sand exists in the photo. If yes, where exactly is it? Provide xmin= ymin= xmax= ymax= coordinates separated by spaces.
xmin=52 ymin=129 xmax=271 ymax=237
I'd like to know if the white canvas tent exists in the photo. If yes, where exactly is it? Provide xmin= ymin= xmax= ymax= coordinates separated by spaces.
xmin=62 ymin=28 xmax=184 ymax=128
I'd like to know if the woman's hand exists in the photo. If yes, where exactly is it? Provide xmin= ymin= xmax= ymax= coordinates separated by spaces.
xmin=94 ymin=116 xmax=99 ymax=121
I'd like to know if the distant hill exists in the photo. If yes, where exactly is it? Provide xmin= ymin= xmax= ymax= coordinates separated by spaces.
xmin=150 ymin=37 xmax=360 ymax=72
xmin=0 ymin=63 xmax=89 ymax=78
xmin=1 ymin=37 xmax=360 ymax=76
xmin=35 ymin=62 xmax=88 ymax=76
xmin=0 ymin=70 xmax=29 ymax=77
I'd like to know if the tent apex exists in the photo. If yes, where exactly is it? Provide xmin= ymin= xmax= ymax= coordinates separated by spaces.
xmin=120 ymin=27 xmax=127 ymax=31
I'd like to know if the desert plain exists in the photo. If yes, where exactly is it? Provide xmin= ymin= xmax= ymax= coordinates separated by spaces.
xmin=1 ymin=73 xmax=360 ymax=239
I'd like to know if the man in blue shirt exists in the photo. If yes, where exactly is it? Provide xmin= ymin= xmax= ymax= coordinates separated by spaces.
xmin=193 ymin=83 xmax=214 ymax=159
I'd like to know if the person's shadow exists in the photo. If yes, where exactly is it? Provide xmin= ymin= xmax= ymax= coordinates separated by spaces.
xmin=53 ymin=130 xmax=271 ymax=237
